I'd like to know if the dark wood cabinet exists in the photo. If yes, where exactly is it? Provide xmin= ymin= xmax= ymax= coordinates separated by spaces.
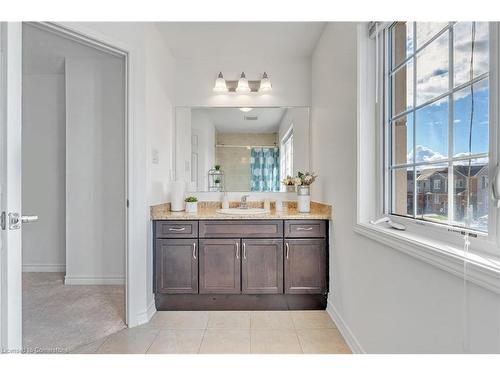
xmin=155 ymin=239 xmax=198 ymax=294
xmin=284 ymin=238 xmax=327 ymax=294
xmin=199 ymin=239 xmax=241 ymax=294
xmin=154 ymin=219 xmax=328 ymax=310
xmin=199 ymin=220 xmax=283 ymax=238
xmin=242 ymin=239 xmax=283 ymax=294
xmin=156 ymin=220 xmax=198 ymax=238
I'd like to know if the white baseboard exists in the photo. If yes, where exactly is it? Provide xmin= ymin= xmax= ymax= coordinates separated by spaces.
xmin=23 ymin=264 xmax=66 ymax=272
xmin=134 ymin=296 xmax=156 ymax=327
xmin=326 ymin=299 xmax=365 ymax=354
xmin=64 ymin=275 xmax=125 ymax=285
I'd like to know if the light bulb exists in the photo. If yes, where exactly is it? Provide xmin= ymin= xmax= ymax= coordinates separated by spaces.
xmin=236 ymin=72 xmax=251 ymax=93
xmin=259 ymin=72 xmax=272 ymax=92
xmin=213 ymin=72 xmax=228 ymax=92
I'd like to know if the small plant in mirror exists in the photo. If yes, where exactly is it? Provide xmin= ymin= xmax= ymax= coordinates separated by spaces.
xmin=281 ymin=175 xmax=295 ymax=186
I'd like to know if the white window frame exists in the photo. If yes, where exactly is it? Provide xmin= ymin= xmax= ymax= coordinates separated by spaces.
xmin=280 ymin=125 xmax=294 ymax=190
xmin=355 ymin=22 xmax=500 ymax=294
xmin=383 ymin=22 xmax=499 ymax=256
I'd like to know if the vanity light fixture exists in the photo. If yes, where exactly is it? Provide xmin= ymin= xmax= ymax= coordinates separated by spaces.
xmin=213 ymin=72 xmax=273 ymax=93
xmin=236 ymin=72 xmax=251 ymax=93
xmin=259 ymin=72 xmax=272 ymax=92
xmin=212 ymin=72 xmax=228 ymax=92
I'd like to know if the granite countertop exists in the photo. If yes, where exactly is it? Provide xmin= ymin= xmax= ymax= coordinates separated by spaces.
xmin=150 ymin=201 xmax=332 ymax=220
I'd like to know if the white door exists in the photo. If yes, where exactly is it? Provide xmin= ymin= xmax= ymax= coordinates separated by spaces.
xmin=0 ymin=22 xmax=23 ymax=351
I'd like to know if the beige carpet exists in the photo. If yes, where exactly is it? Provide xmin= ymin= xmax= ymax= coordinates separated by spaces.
xmin=22 ymin=272 xmax=126 ymax=353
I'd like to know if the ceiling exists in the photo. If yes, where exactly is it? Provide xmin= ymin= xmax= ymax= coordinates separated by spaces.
xmin=156 ymin=22 xmax=326 ymax=60
xmin=197 ymin=107 xmax=286 ymax=133
xmin=23 ymin=23 xmax=122 ymax=75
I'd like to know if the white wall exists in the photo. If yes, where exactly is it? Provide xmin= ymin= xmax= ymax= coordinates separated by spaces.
xmin=61 ymin=22 xmax=176 ymax=326
xmin=278 ymin=107 xmax=310 ymax=176
xmin=311 ymin=22 xmax=500 ymax=353
xmin=175 ymin=57 xmax=311 ymax=108
xmin=22 ymin=74 xmax=66 ymax=272
xmin=65 ymin=57 xmax=125 ymax=285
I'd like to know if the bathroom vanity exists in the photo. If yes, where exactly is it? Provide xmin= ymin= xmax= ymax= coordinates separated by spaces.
xmin=151 ymin=202 xmax=331 ymax=310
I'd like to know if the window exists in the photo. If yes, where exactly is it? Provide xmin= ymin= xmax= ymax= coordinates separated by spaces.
xmin=387 ymin=22 xmax=491 ymax=232
xmin=280 ymin=126 xmax=294 ymax=190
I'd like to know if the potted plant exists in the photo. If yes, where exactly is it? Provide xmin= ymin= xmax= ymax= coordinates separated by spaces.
xmin=184 ymin=196 xmax=198 ymax=213
xmin=294 ymin=171 xmax=318 ymax=213
xmin=281 ymin=175 xmax=296 ymax=193
xmin=214 ymin=178 xmax=221 ymax=187
xmin=214 ymin=165 xmax=221 ymax=171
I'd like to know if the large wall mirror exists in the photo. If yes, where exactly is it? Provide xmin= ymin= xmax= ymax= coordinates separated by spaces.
xmin=175 ymin=107 xmax=310 ymax=193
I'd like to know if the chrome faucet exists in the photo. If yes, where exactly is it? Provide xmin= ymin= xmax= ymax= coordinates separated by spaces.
xmin=240 ymin=195 xmax=250 ymax=209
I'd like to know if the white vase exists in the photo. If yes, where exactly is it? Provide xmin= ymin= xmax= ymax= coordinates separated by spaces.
xmin=297 ymin=185 xmax=310 ymax=213
xmin=185 ymin=202 xmax=198 ymax=213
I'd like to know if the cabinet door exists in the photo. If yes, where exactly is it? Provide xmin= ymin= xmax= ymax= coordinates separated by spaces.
xmin=284 ymin=239 xmax=326 ymax=294
xmin=199 ymin=239 xmax=241 ymax=294
xmin=242 ymin=239 xmax=283 ymax=294
xmin=156 ymin=239 xmax=198 ymax=294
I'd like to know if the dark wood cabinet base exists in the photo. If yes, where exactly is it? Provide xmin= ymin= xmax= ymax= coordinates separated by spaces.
xmin=155 ymin=293 xmax=327 ymax=311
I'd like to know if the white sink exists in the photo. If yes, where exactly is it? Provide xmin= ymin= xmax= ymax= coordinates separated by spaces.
xmin=216 ymin=208 xmax=270 ymax=216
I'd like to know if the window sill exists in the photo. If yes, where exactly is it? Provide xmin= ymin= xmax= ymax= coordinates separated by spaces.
xmin=353 ymin=222 xmax=500 ymax=295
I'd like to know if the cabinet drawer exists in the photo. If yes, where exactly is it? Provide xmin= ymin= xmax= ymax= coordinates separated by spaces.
xmin=284 ymin=220 xmax=326 ymax=238
xmin=155 ymin=221 xmax=198 ymax=238
xmin=199 ymin=220 xmax=283 ymax=238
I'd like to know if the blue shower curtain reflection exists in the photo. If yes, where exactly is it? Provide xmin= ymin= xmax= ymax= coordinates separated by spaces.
xmin=250 ymin=147 xmax=280 ymax=192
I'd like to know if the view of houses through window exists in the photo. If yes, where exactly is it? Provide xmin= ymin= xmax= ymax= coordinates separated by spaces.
xmin=388 ymin=22 xmax=490 ymax=232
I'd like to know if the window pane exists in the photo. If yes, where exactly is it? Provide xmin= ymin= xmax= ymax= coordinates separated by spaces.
xmin=391 ymin=114 xmax=413 ymax=165
xmin=416 ymin=31 xmax=449 ymax=105
xmin=416 ymin=22 xmax=448 ymax=49
xmin=452 ymin=158 xmax=489 ymax=232
xmin=416 ymin=164 xmax=449 ymax=224
xmin=392 ymin=22 xmax=414 ymax=68
xmin=454 ymin=22 xmax=489 ymax=87
xmin=453 ymin=78 xmax=489 ymax=156
xmin=391 ymin=60 xmax=413 ymax=116
xmin=415 ymin=97 xmax=449 ymax=162
xmin=391 ymin=167 xmax=414 ymax=217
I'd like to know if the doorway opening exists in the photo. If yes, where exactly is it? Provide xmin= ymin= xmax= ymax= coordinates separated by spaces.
xmin=21 ymin=22 xmax=127 ymax=352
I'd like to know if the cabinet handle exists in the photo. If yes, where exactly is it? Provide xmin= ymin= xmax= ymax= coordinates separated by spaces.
xmin=169 ymin=227 xmax=186 ymax=231
xmin=285 ymin=242 xmax=289 ymax=259
xmin=243 ymin=242 xmax=246 ymax=259
xmin=192 ymin=242 xmax=197 ymax=260
xmin=236 ymin=242 xmax=239 ymax=259
xmin=296 ymin=227 xmax=313 ymax=231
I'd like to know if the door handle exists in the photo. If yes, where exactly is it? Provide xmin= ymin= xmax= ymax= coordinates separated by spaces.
xmin=192 ymin=242 xmax=197 ymax=260
xmin=285 ymin=242 xmax=289 ymax=259
xmin=235 ymin=242 xmax=239 ymax=259
xmin=7 ymin=213 xmax=39 ymax=230
xmin=296 ymin=227 xmax=313 ymax=231
xmin=243 ymin=242 xmax=246 ymax=259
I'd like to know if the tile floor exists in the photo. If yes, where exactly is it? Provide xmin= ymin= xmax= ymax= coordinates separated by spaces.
xmin=72 ymin=310 xmax=351 ymax=354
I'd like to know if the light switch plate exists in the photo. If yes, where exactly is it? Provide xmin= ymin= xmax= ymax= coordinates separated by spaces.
xmin=152 ymin=149 xmax=159 ymax=164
